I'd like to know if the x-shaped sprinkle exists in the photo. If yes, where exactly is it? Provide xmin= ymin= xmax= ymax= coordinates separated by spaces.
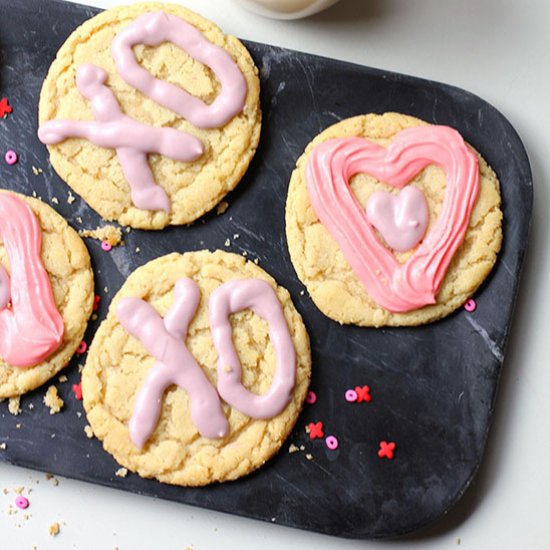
xmin=307 ymin=421 xmax=324 ymax=440
xmin=378 ymin=440 xmax=396 ymax=459
xmin=0 ymin=97 xmax=12 ymax=118
xmin=355 ymin=385 xmax=372 ymax=403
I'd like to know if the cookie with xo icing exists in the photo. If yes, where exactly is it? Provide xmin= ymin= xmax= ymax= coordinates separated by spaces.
xmin=38 ymin=2 xmax=261 ymax=230
xmin=0 ymin=190 xmax=94 ymax=398
xmin=82 ymin=250 xmax=311 ymax=486
xmin=285 ymin=113 xmax=503 ymax=326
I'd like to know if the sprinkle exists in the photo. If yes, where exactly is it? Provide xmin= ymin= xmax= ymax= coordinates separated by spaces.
xmin=325 ymin=435 xmax=339 ymax=450
xmin=76 ymin=341 xmax=87 ymax=354
xmin=93 ymin=295 xmax=101 ymax=311
xmin=378 ymin=440 xmax=396 ymax=459
xmin=15 ymin=496 xmax=29 ymax=510
xmin=101 ymin=240 xmax=112 ymax=252
xmin=305 ymin=390 xmax=317 ymax=405
xmin=72 ymin=383 xmax=83 ymax=400
xmin=5 ymin=150 xmax=18 ymax=165
xmin=355 ymin=385 xmax=371 ymax=403
xmin=345 ymin=389 xmax=358 ymax=402
xmin=0 ymin=97 xmax=12 ymax=117
xmin=307 ymin=421 xmax=324 ymax=440
xmin=464 ymin=298 xmax=476 ymax=312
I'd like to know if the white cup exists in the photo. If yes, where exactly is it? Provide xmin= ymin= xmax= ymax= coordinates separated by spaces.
xmin=234 ymin=0 xmax=341 ymax=19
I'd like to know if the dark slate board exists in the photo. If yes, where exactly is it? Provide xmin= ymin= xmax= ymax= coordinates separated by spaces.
xmin=0 ymin=0 xmax=532 ymax=540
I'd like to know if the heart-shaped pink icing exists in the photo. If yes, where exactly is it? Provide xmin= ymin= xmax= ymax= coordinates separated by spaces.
xmin=305 ymin=125 xmax=479 ymax=313
xmin=366 ymin=186 xmax=429 ymax=252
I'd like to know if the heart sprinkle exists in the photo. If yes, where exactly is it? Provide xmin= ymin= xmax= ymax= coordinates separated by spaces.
xmin=306 ymin=125 xmax=479 ymax=312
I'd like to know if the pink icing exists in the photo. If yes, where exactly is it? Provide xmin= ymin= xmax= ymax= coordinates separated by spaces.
xmin=208 ymin=279 xmax=296 ymax=419
xmin=112 ymin=11 xmax=247 ymax=129
xmin=0 ymin=194 xmax=64 ymax=367
xmin=117 ymin=278 xmax=229 ymax=449
xmin=306 ymin=125 xmax=480 ymax=313
xmin=365 ymin=185 xmax=429 ymax=252
xmin=117 ymin=277 xmax=297 ymax=449
xmin=38 ymin=64 xmax=204 ymax=212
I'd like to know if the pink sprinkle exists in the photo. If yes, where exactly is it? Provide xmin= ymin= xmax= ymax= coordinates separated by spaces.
xmin=345 ymin=389 xmax=358 ymax=402
xmin=305 ymin=391 xmax=317 ymax=405
xmin=325 ymin=435 xmax=338 ymax=450
xmin=101 ymin=241 xmax=112 ymax=252
xmin=15 ymin=496 xmax=29 ymax=509
xmin=464 ymin=298 xmax=477 ymax=312
xmin=5 ymin=150 xmax=18 ymax=165
xmin=76 ymin=341 xmax=87 ymax=354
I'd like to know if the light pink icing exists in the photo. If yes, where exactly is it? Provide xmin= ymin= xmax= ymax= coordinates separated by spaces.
xmin=38 ymin=64 xmax=204 ymax=212
xmin=117 ymin=278 xmax=229 ymax=449
xmin=208 ymin=279 xmax=296 ymax=419
xmin=112 ymin=11 xmax=247 ymax=129
xmin=117 ymin=277 xmax=297 ymax=449
xmin=365 ymin=185 xmax=429 ymax=252
xmin=306 ymin=125 xmax=480 ymax=313
xmin=0 ymin=194 xmax=64 ymax=367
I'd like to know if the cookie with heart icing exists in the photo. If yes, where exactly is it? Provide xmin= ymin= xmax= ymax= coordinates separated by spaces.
xmin=38 ymin=2 xmax=261 ymax=230
xmin=82 ymin=250 xmax=311 ymax=486
xmin=0 ymin=190 xmax=94 ymax=398
xmin=285 ymin=112 xmax=502 ymax=326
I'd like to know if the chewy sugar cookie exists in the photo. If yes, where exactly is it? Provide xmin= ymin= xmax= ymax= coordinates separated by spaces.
xmin=82 ymin=250 xmax=311 ymax=486
xmin=285 ymin=112 xmax=503 ymax=327
xmin=38 ymin=2 xmax=261 ymax=230
xmin=0 ymin=191 xmax=94 ymax=398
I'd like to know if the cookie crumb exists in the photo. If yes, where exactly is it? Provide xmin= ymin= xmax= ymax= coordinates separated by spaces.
xmin=51 ymin=197 xmax=59 ymax=205
xmin=233 ymin=233 xmax=240 ymax=240
xmin=43 ymin=386 xmax=64 ymax=415
xmin=15 ymin=423 xmax=21 ymax=429
xmin=115 ymin=468 xmax=128 ymax=478
xmin=67 ymin=191 xmax=76 ymax=204
xmin=31 ymin=166 xmax=43 ymax=176
xmin=305 ymin=453 xmax=313 ymax=460
xmin=135 ymin=247 xmax=141 ymax=253
xmin=32 ymin=190 xmax=37 ymax=197
xmin=242 ymin=251 xmax=248 ymax=257
xmin=58 ymin=375 xmax=68 ymax=383
xmin=300 ymin=290 xmax=305 ymax=296
xmin=288 ymin=443 xmax=299 ymax=454
xmin=49 ymin=522 xmax=60 ymax=536
xmin=456 ymin=537 xmax=461 ymax=546
xmin=46 ymin=473 xmax=59 ymax=487
xmin=28 ymin=403 xmax=34 ymax=410
xmin=84 ymin=425 xmax=94 ymax=439
xmin=224 ymin=238 xmax=230 ymax=247
xmin=216 ymin=201 xmax=229 ymax=215
xmin=0 ymin=442 xmax=7 ymax=450
xmin=254 ymin=258 xmax=259 ymax=264
xmin=8 ymin=397 xmax=21 ymax=416
xmin=299 ymin=445 xmax=305 ymax=451
xmin=76 ymin=216 xmax=83 ymax=224
xmin=79 ymin=225 xmax=123 ymax=247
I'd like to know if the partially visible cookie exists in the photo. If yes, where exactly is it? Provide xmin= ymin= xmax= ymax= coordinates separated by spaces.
xmin=38 ymin=2 xmax=261 ymax=230
xmin=82 ymin=250 xmax=311 ymax=486
xmin=0 ymin=190 xmax=94 ymax=398
xmin=285 ymin=112 xmax=503 ymax=326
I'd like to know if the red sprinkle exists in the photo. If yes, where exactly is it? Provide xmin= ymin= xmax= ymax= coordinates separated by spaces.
xmin=72 ymin=383 xmax=83 ymax=400
xmin=305 ymin=390 xmax=317 ymax=405
xmin=15 ymin=495 xmax=29 ymax=509
xmin=93 ymin=295 xmax=101 ymax=311
xmin=101 ymin=241 xmax=112 ymax=252
xmin=378 ymin=441 xmax=396 ymax=459
xmin=355 ymin=385 xmax=372 ymax=403
xmin=0 ymin=97 xmax=12 ymax=117
xmin=464 ymin=298 xmax=477 ymax=312
xmin=307 ymin=421 xmax=324 ymax=440
xmin=76 ymin=341 xmax=87 ymax=354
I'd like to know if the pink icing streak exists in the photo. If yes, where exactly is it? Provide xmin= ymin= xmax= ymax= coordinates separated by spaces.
xmin=117 ymin=278 xmax=229 ymax=449
xmin=365 ymin=185 xmax=429 ymax=252
xmin=112 ymin=11 xmax=247 ymax=129
xmin=306 ymin=125 xmax=480 ymax=313
xmin=208 ymin=279 xmax=296 ymax=419
xmin=117 ymin=277 xmax=297 ymax=449
xmin=38 ymin=64 xmax=203 ymax=212
xmin=0 ymin=194 xmax=64 ymax=367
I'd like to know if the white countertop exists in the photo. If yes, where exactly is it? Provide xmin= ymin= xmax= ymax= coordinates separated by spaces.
xmin=1 ymin=0 xmax=548 ymax=548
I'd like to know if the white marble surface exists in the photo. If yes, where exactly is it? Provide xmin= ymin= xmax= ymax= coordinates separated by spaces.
xmin=1 ymin=0 xmax=548 ymax=548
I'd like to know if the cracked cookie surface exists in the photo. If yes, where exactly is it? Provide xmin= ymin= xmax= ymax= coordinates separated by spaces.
xmin=0 ymin=190 xmax=94 ymax=398
xmin=38 ymin=2 xmax=261 ymax=230
xmin=285 ymin=113 xmax=503 ymax=326
xmin=82 ymin=250 xmax=311 ymax=486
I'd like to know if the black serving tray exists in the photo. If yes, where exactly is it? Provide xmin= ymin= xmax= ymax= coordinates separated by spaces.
xmin=0 ymin=0 xmax=532 ymax=540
